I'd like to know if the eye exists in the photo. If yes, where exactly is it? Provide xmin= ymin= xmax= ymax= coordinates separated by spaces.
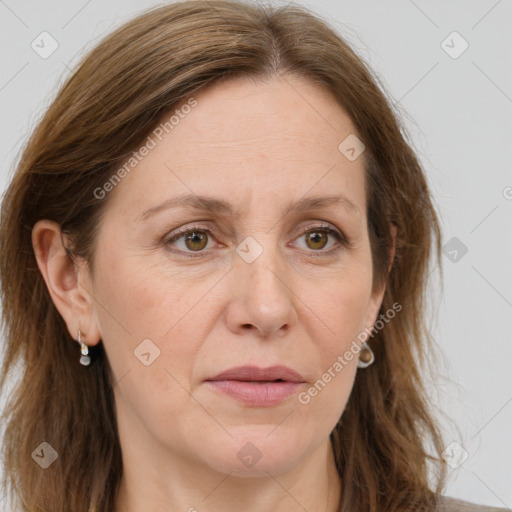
xmin=293 ymin=224 xmax=346 ymax=254
xmin=166 ymin=225 xmax=217 ymax=254
xmin=165 ymin=223 xmax=347 ymax=257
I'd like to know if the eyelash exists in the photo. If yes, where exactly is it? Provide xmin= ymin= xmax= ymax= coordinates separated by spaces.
xmin=164 ymin=223 xmax=348 ymax=258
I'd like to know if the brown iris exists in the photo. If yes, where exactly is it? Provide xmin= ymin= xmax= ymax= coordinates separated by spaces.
xmin=305 ymin=231 xmax=328 ymax=250
xmin=184 ymin=231 xmax=208 ymax=251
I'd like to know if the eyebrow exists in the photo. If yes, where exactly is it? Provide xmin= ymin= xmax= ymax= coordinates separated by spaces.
xmin=136 ymin=193 xmax=361 ymax=222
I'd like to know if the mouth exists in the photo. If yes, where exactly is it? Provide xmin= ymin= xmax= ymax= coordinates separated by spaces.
xmin=204 ymin=365 xmax=306 ymax=407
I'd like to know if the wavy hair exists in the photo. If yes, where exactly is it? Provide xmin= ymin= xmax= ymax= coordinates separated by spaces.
xmin=0 ymin=1 xmax=448 ymax=510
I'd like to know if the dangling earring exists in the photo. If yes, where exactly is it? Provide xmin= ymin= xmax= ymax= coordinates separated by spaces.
xmin=78 ymin=327 xmax=91 ymax=366
xmin=357 ymin=342 xmax=374 ymax=368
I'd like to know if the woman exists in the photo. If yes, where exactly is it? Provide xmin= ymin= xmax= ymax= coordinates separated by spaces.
xmin=0 ymin=1 xmax=508 ymax=511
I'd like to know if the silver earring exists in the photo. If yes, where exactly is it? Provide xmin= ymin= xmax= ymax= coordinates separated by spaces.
xmin=78 ymin=328 xmax=91 ymax=366
xmin=357 ymin=342 xmax=374 ymax=368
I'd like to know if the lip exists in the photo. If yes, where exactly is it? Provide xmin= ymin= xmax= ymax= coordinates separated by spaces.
xmin=207 ymin=365 xmax=305 ymax=383
xmin=205 ymin=365 xmax=306 ymax=407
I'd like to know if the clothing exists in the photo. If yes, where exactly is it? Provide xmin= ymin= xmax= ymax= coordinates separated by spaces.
xmin=438 ymin=495 xmax=512 ymax=511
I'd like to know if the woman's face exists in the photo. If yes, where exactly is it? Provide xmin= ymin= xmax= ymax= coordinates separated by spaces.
xmin=84 ymin=74 xmax=386 ymax=477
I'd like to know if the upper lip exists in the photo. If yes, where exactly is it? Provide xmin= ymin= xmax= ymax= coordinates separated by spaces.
xmin=206 ymin=365 xmax=306 ymax=383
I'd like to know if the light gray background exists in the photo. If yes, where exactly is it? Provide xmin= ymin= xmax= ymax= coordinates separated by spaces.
xmin=0 ymin=0 xmax=511 ymax=509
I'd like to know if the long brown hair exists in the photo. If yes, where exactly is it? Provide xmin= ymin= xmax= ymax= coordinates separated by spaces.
xmin=0 ymin=1 xmax=448 ymax=510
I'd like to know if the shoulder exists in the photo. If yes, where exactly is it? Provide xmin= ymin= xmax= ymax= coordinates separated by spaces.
xmin=437 ymin=495 xmax=512 ymax=512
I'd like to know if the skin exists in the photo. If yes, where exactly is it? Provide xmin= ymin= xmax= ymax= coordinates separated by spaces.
xmin=32 ymin=74 xmax=394 ymax=512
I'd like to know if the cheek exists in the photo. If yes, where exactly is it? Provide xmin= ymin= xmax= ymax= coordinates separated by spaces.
xmin=302 ymin=260 xmax=374 ymax=351
xmin=294 ymin=278 xmax=368 ymax=434
xmin=92 ymin=245 xmax=211 ymax=341
xmin=90 ymin=248 xmax=220 ymax=411
xmin=94 ymin=265 xmax=212 ymax=451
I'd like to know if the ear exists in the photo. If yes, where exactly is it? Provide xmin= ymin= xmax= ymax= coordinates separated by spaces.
xmin=386 ymin=223 xmax=397 ymax=275
xmin=364 ymin=223 xmax=398 ymax=329
xmin=31 ymin=220 xmax=101 ymax=347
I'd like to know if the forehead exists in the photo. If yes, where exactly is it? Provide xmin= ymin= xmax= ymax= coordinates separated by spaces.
xmin=106 ymin=74 xmax=367 ymax=219
xmin=170 ymin=74 xmax=357 ymax=154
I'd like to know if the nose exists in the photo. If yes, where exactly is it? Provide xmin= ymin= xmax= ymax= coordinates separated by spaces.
xmin=224 ymin=241 xmax=298 ymax=339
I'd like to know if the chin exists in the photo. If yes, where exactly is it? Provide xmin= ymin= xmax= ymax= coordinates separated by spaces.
xmin=201 ymin=427 xmax=311 ymax=477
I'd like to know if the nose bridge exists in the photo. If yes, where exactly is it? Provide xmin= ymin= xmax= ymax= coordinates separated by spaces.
xmin=231 ymin=232 xmax=296 ymax=336
xmin=237 ymin=232 xmax=285 ymax=299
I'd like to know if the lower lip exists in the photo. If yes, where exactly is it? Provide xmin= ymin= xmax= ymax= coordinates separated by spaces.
xmin=205 ymin=380 xmax=304 ymax=406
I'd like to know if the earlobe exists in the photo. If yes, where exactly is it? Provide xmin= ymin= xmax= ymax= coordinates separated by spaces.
xmin=31 ymin=219 xmax=101 ymax=346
